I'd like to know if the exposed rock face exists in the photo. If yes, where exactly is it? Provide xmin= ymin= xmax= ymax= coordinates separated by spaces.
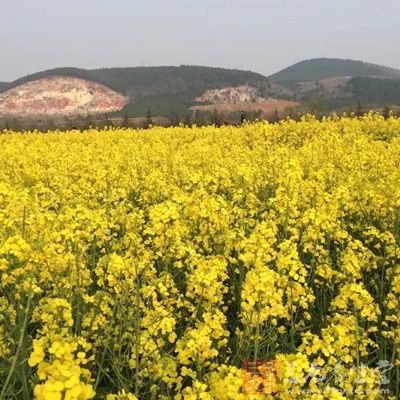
xmin=195 ymin=85 xmax=262 ymax=104
xmin=0 ymin=76 xmax=128 ymax=118
xmin=192 ymin=85 xmax=299 ymax=116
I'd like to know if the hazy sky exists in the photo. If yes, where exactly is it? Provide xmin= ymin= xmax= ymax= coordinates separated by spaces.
xmin=1 ymin=0 xmax=399 ymax=82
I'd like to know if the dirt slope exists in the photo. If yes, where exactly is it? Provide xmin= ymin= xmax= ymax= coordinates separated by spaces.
xmin=191 ymin=85 xmax=298 ymax=116
xmin=0 ymin=76 xmax=127 ymax=118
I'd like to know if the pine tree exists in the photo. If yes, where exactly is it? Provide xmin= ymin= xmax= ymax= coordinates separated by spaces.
xmin=382 ymin=106 xmax=391 ymax=120
xmin=146 ymin=107 xmax=152 ymax=128
xmin=240 ymin=110 xmax=246 ymax=125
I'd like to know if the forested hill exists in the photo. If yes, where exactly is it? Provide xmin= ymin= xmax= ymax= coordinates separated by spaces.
xmin=0 ymin=66 xmax=269 ymax=116
xmin=347 ymin=76 xmax=400 ymax=105
xmin=2 ymin=59 xmax=400 ymax=121
xmin=269 ymin=58 xmax=400 ymax=82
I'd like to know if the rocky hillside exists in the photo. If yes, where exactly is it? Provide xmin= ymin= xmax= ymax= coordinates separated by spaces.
xmin=0 ymin=66 xmax=271 ymax=117
xmin=266 ymin=59 xmax=400 ymax=110
xmin=1 ymin=59 xmax=400 ymax=125
xmin=0 ymin=76 xmax=127 ymax=118
xmin=191 ymin=85 xmax=298 ymax=116
xmin=195 ymin=85 xmax=262 ymax=104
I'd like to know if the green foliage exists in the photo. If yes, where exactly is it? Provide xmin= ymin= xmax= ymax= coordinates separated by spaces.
xmin=348 ymin=76 xmax=400 ymax=105
xmin=269 ymin=58 xmax=400 ymax=82
xmin=2 ymin=60 xmax=400 ymax=123
xmin=1 ymin=66 xmax=269 ymax=118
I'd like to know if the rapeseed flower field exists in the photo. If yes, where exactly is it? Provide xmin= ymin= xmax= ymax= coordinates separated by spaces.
xmin=0 ymin=114 xmax=399 ymax=399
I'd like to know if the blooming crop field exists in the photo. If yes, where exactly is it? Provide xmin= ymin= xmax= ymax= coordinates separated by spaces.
xmin=0 ymin=115 xmax=399 ymax=400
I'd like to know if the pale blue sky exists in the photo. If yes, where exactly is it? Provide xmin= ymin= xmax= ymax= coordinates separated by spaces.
xmin=1 ymin=0 xmax=399 ymax=81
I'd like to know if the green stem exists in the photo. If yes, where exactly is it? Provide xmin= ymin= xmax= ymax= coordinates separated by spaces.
xmin=254 ymin=294 xmax=261 ymax=362
xmin=0 ymin=295 xmax=32 ymax=400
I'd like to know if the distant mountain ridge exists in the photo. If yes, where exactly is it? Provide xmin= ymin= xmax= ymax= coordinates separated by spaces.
xmin=268 ymin=58 xmax=400 ymax=82
xmin=266 ymin=58 xmax=400 ymax=111
xmin=0 ymin=66 xmax=272 ymax=117
xmin=1 ymin=58 xmax=400 ymax=123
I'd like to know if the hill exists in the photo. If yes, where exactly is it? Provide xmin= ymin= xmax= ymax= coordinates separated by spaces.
xmin=1 ymin=66 xmax=273 ymax=117
xmin=346 ymin=76 xmax=400 ymax=106
xmin=0 ymin=76 xmax=127 ymax=118
xmin=267 ymin=58 xmax=400 ymax=111
xmin=1 ymin=59 xmax=400 ymax=128
xmin=269 ymin=58 xmax=400 ymax=83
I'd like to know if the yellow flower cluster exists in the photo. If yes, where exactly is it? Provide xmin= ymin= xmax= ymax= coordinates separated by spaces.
xmin=28 ymin=298 xmax=95 ymax=400
xmin=0 ymin=114 xmax=399 ymax=399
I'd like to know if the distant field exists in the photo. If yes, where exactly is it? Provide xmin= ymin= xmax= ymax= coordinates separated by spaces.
xmin=0 ymin=115 xmax=399 ymax=399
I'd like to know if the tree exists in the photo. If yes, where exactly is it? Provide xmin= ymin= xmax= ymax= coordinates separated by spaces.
xmin=257 ymin=84 xmax=267 ymax=98
xmin=252 ymin=110 xmax=261 ymax=122
xmin=269 ymin=109 xmax=280 ymax=123
xmin=104 ymin=114 xmax=113 ymax=129
xmin=355 ymin=102 xmax=364 ymax=117
xmin=382 ymin=106 xmax=392 ymax=120
xmin=169 ymin=112 xmax=180 ymax=127
xmin=122 ymin=113 xmax=130 ymax=128
xmin=184 ymin=113 xmax=192 ymax=127
xmin=145 ymin=107 xmax=152 ymax=128
xmin=240 ymin=110 xmax=246 ymax=125
xmin=286 ymin=108 xmax=301 ymax=122
xmin=211 ymin=109 xmax=222 ymax=127
xmin=193 ymin=111 xmax=205 ymax=127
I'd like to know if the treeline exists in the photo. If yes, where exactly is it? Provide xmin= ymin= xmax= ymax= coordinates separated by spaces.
xmin=0 ymin=109 xmax=267 ymax=132
xmin=348 ymin=77 xmax=400 ymax=105
xmin=1 ymin=106 xmax=399 ymax=133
